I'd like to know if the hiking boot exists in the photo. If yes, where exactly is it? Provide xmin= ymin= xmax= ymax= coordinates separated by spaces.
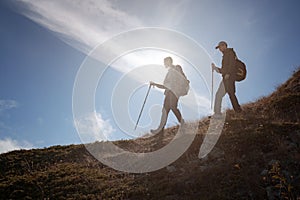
xmin=233 ymin=109 xmax=244 ymax=119
xmin=178 ymin=119 xmax=186 ymax=132
xmin=150 ymin=128 xmax=164 ymax=135
xmin=211 ymin=113 xmax=223 ymax=119
xmin=235 ymin=108 xmax=243 ymax=113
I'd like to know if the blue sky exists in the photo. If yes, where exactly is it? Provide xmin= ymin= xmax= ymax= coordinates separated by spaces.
xmin=0 ymin=0 xmax=299 ymax=153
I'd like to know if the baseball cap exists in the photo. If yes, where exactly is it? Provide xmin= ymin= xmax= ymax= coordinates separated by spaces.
xmin=215 ymin=41 xmax=227 ymax=49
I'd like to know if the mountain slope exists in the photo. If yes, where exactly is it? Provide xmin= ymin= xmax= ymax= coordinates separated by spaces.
xmin=0 ymin=68 xmax=299 ymax=200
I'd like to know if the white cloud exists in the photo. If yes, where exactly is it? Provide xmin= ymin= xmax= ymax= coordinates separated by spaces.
xmin=0 ymin=100 xmax=19 ymax=112
xmin=0 ymin=138 xmax=33 ymax=154
xmin=16 ymin=0 xmax=191 ymax=52
xmin=0 ymin=101 xmax=33 ymax=154
xmin=74 ymin=112 xmax=115 ymax=143
xmin=17 ymin=0 xmax=143 ymax=52
xmin=14 ymin=0 xmax=216 ymax=82
xmin=15 ymin=0 xmax=192 ymax=70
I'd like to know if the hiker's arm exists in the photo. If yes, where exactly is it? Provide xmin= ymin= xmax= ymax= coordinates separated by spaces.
xmin=150 ymin=82 xmax=167 ymax=89
xmin=211 ymin=63 xmax=221 ymax=74
xmin=154 ymin=83 xmax=167 ymax=89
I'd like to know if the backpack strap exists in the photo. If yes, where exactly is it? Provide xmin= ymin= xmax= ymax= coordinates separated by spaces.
xmin=175 ymin=65 xmax=187 ymax=79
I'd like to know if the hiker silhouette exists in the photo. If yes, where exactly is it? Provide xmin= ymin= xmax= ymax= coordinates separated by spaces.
xmin=212 ymin=41 xmax=243 ymax=117
xmin=150 ymin=57 xmax=188 ymax=134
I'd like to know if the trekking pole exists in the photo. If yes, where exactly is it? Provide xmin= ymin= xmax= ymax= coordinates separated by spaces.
xmin=211 ymin=67 xmax=214 ymax=110
xmin=134 ymin=83 xmax=152 ymax=130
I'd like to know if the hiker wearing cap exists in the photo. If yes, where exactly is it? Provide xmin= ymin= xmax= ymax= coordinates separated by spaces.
xmin=212 ymin=41 xmax=242 ymax=116
xmin=150 ymin=56 xmax=188 ymax=134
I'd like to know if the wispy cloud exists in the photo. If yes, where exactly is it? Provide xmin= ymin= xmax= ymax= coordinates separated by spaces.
xmin=0 ymin=138 xmax=33 ymax=154
xmin=0 ymin=99 xmax=19 ymax=112
xmin=14 ymin=0 xmax=196 ymax=77
xmin=15 ymin=0 xmax=190 ymax=54
xmin=17 ymin=0 xmax=143 ymax=52
xmin=74 ymin=112 xmax=115 ymax=143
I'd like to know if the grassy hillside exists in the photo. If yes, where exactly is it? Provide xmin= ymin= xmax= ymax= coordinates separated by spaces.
xmin=0 ymin=69 xmax=299 ymax=200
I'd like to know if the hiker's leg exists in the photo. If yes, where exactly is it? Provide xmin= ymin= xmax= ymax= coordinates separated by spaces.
xmin=214 ymin=81 xmax=226 ymax=114
xmin=226 ymin=79 xmax=242 ymax=112
xmin=172 ymin=107 xmax=182 ymax=122
xmin=157 ymin=106 xmax=170 ymax=130
xmin=228 ymin=93 xmax=241 ymax=112
xmin=169 ymin=92 xmax=182 ymax=122
xmin=155 ymin=93 xmax=171 ymax=131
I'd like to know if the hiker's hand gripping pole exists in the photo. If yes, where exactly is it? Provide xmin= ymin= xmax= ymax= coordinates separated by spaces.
xmin=134 ymin=83 xmax=152 ymax=130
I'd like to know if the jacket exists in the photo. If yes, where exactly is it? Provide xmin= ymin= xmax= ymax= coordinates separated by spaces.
xmin=220 ymin=48 xmax=237 ymax=77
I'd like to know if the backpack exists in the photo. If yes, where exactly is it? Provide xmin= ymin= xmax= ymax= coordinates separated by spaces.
xmin=174 ymin=65 xmax=190 ymax=96
xmin=233 ymin=50 xmax=247 ymax=82
xmin=235 ymin=59 xmax=247 ymax=82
